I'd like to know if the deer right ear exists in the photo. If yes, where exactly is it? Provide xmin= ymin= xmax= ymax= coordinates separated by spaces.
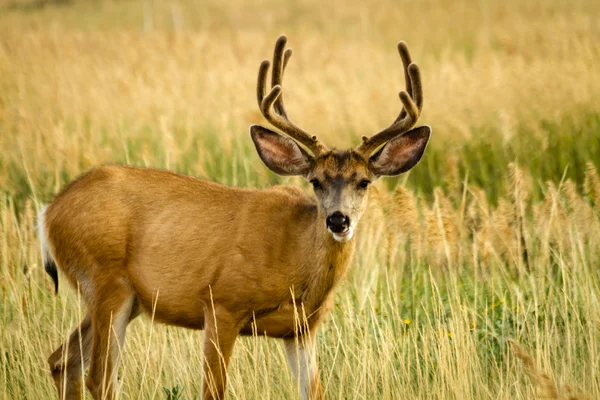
xmin=368 ymin=125 xmax=431 ymax=176
xmin=250 ymin=125 xmax=314 ymax=176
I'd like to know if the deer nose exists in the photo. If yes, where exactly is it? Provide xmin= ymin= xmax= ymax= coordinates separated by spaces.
xmin=326 ymin=211 xmax=350 ymax=233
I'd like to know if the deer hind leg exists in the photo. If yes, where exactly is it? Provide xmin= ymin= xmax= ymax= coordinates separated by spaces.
xmin=202 ymin=307 xmax=240 ymax=400
xmin=48 ymin=314 xmax=93 ymax=400
xmin=85 ymin=281 xmax=136 ymax=400
xmin=284 ymin=332 xmax=323 ymax=400
xmin=48 ymin=300 xmax=140 ymax=400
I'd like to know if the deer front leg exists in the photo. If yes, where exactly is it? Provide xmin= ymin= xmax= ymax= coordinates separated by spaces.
xmin=284 ymin=331 xmax=323 ymax=400
xmin=202 ymin=307 xmax=240 ymax=400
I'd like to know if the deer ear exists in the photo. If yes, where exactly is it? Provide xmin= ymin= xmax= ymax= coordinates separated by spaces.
xmin=369 ymin=126 xmax=431 ymax=176
xmin=250 ymin=125 xmax=314 ymax=176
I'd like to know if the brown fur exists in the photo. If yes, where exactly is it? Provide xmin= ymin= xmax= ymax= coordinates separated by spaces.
xmin=42 ymin=164 xmax=357 ymax=399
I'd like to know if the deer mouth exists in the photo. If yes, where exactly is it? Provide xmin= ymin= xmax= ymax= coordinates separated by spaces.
xmin=329 ymin=226 xmax=354 ymax=242
xmin=327 ymin=225 xmax=349 ymax=235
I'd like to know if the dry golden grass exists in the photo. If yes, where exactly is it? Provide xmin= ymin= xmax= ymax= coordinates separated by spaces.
xmin=1 ymin=0 xmax=599 ymax=398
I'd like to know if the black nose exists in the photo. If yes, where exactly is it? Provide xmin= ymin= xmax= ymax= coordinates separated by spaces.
xmin=326 ymin=211 xmax=350 ymax=233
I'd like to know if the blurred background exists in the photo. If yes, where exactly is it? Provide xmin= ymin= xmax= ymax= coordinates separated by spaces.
xmin=1 ymin=0 xmax=599 ymax=204
xmin=1 ymin=1 xmax=599 ymax=399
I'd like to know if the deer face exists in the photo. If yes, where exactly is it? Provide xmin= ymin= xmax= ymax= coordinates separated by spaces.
xmin=307 ymin=150 xmax=372 ymax=242
xmin=250 ymin=125 xmax=430 ymax=242
xmin=251 ymin=35 xmax=431 ymax=242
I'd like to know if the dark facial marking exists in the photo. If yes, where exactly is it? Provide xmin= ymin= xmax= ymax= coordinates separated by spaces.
xmin=330 ymin=174 xmax=344 ymax=206
xmin=315 ymin=150 xmax=370 ymax=191
xmin=333 ymin=150 xmax=351 ymax=169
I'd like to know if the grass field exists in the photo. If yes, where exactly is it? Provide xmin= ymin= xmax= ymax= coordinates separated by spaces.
xmin=1 ymin=0 xmax=600 ymax=398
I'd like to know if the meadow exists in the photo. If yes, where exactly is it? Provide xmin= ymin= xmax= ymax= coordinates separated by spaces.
xmin=1 ymin=0 xmax=599 ymax=398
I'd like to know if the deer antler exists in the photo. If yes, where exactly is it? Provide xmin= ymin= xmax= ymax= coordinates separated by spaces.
xmin=356 ymin=41 xmax=423 ymax=157
xmin=257 ymin=35 xmax=328 ymax=157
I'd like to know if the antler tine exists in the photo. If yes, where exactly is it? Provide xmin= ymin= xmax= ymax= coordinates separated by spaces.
xmin=396 ymin=42 xmax=412 ymax=121
xmin=257 ymin=59 xmax=270 ymax=108
xmin=394 ymin=42 xmax=424 ymax=121
xmin=256 ymin=35 xmax=327 ymax=156
xmin=357 ymin=42 xmax=424 ymax=157
xmin=271 ymin=37 xmax=292 ymax=117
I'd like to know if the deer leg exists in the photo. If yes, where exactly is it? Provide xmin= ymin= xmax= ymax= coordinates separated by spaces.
xmin=284 ymin=331 xmax=323 ymax=400
xmin=48 ymin=314 xmax=92 ymax=400
xmin=85 ymin=283 xmax=136 ymax=400
xmin=48 ymin=299 xmax=139 ymax=400
xmin=202 ymin=307 xmax=240 ymax=400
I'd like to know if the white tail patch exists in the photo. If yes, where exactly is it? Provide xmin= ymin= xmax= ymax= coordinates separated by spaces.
xmin=38 ymin=206 xmax=52 ymax=265
xmin=38 ymin=205 xmax=61 ymax=293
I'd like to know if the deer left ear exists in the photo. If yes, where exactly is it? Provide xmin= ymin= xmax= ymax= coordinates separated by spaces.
xmin=369 ymin=126 xmax=431 ymax=176
xmin=250 ymin=125 xmax=314 ymax=176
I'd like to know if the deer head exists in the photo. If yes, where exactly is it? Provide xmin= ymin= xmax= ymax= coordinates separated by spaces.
xmin=251 ymin=36 xmax=431 ymax=242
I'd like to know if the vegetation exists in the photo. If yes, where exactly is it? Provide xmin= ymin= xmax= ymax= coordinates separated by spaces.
xmin=1 ymin=0 xmax=599 ymax=398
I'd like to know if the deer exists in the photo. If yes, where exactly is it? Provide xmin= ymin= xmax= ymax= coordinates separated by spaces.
xmin=38 ymin=35 xmax=430 ymax=400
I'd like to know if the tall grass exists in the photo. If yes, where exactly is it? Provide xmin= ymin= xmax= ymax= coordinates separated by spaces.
xmin=1 ymin=0 xmax=599 ymax=398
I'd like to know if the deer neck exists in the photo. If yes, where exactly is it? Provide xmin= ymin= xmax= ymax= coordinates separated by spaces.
xmin=299 ymin=208 xmax=356 ymax=310
xmin=322 ymin=225 xmax=355 ymax=276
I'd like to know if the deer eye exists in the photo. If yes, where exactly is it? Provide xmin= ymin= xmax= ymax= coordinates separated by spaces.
xmin=310 ymin=179 xmax=321 ymax=190
xmin=359 ymin=180 xmax=371 ymax=189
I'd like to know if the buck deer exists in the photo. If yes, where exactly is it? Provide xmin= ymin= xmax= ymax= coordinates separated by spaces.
xmin=39 ymin=35 xmax=430 ymax=400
